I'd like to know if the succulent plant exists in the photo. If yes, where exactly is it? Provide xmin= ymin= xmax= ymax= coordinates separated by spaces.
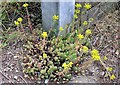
xmin=21 ymin=3 xmax=95 ymax=82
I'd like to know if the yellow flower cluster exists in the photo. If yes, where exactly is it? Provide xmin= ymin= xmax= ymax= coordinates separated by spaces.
xmin=74 ymin=14 xmax=78 ymax=19
xmin=84 ymin=3 xmax=91 ymax=9
xmin=62 ymin=63 xmax=68 ymax=69
xmin=68 ymin=62 xmax=73 ymax=67
xmin=14 ymin=17 xmax=23 ymax=26
xmin=85 ymin=29 xmax=92 ymax=35
xmin=74 ymin=3 xmax=81 ymax=19
xmin=77 ymin=34 xmax=84 ymax=40
xmin=59 ymin=27 xmax=64 ymax=31
xmin=14 ymin=21 xmax=19 ymax=26
xmin=75 ymin=3 xmax=82 ymax=8
xmin=41 ymin=32 xmax=48 ymax=38
xmin=82 ymin=46 xmax=88 ymax=53
xmin=83 ymin=21 xmax=88 ymax=26
xmin=91 ymin=49 xmax=101 ymax=61
xmin=75 ymin=10 xmax=80 ymax=14
xmin=89 ymin=18 xmax=94 ymax=22
xmin=62 ymin=62 xmax=73 ymax=70
xmin=52 ymin=15 xmax=59 ymax=21
xmin=106 ymin=67 xmax=113 ymax=72
xmin=110 ymin=74 xmax=116 ymax=80
xmin=23 ymin=3 xmax=28 ymax=8
xmin=103 ymin=56 xmax=107 ymax=60
xmin=43 ymin=53 xmax=47 ymax=59
xmin=17 ymin=17 xmax=23 ymax=22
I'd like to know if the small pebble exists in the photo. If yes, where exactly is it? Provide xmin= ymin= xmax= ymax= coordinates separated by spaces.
xmin=45 ymin=79 xmax=49 ymax=84
xmin=14 ymin=76 xmax=18 ymax=80
xmin=7 ymin=67 xmax=10 ymax=71
xmin=14 ymin=56 xmax=18 ymax=59
xmin=73 ymin=77 xmax=75 ymax=80
xmin=75 ymin=80 xmax=79 ymax=83
xmin=100 ymin=71 xmax=105 ymax=76
xmin=15 ymin=69 xmax=19 ymax=72
xmin=10 ymin=69 xmax=12 ymax=72
xmin=115 ymin=50 xmax=119 ymax=55
xmin=7 ymin=52 xmax=12 ymax=55
xmin=4 ymin=69 xmax=7 ymax=72
xmin=24 ymin=75 xmax=28 ymax=78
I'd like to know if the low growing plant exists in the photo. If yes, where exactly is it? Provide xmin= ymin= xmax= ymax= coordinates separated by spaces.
xmin=3 ymin=2 xmax=116 ymax=83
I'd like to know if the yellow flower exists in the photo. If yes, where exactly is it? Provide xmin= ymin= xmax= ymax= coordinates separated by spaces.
xmin=62 ymin=63 xmax=67 ymax=67
xmin=106 ymin=67 xmax=113 ymax=72
xmin=92 ymin=55 xmax=101 ymax=61
xmin=77 ymin=34 xmax=84 ymax=40
xmin=74 ymin=14 xmax=78 ymax=19
xmin=89 ymin=18 xmax=94 ymax=22
xmin=62 ymin=62 xmax=68 ymax=70
xmin=14 ymin=21 xmax=19 ymax=25
xmin=17 ymin=17 xmax=23 ymax=22
xmin=82 ymin=46 xmax=88 ymax=53
xmin=103 ymin=56 xmax=107 ymax=60
xmin=91 ymin=49 xmax=99 ymax=56
xmin=110 ymin=74 xmax=116 ymax=80
xmin=104 ymin=73 xmax=109 ymax=77
xmin=83 ymin=21 xmax=88 ymax=25
xmin=59 ymin=27 xmax=64 ymax=31
xmin=91 ymin=49 xmax=101 ymax=61
xmin=84 ymin=3 xmax=91 ymax=9
xmin=68 ymin=62 xmax=73 ymax=67
xmin=85 ymin=29 xmax=92 ymax=35
xmin=75 ymin=10 xmax=80 ymax=14
xmin=41 ymin=32 xmax=48 ymax=38
xmin=43 ymin=53 xmax=47 ymax=59
xmin=52 ymin=15 xmax=59 ymax=21
xmin=62 ymin=62 xmax=73 ymax=70
xmin=75 ymin=3 xmax=82 ymax=8
xmin=23 ymin=3 xmax=28 ymax=8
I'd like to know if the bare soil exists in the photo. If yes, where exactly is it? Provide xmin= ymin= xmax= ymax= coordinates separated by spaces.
xmin=0 ymin=10 xmax=119 ymax=84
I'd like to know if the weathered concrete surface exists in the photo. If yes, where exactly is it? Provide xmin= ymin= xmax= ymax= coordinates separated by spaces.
xmin=41 ymin=2 xmax=58 ymax=31
xmin=69 ymin=76 xmax=97 ymax=83
xmin=59 ymin=2 xmax=75 ymax=28
xmin=41 ymin=0 xmax=75 ymax=32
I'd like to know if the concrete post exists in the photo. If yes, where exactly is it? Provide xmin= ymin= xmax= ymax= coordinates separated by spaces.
xmin=41 ymin=0 xmax=75 ymax=33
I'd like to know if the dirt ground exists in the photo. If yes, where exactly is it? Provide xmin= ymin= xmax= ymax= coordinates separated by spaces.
xmin=0 ymin=10 xmax=119 ymax=84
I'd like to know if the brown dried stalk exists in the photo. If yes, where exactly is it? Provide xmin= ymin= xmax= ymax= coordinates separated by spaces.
xmin=56 ymin=70 xmax=68 ymax=76
xmin=26 ymin=7 xmax=33 ymax=33
xmin=20 ymin=22 xmax=24 ymax=32
xmin=79 ymin=58 xmax=93 ymax=70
